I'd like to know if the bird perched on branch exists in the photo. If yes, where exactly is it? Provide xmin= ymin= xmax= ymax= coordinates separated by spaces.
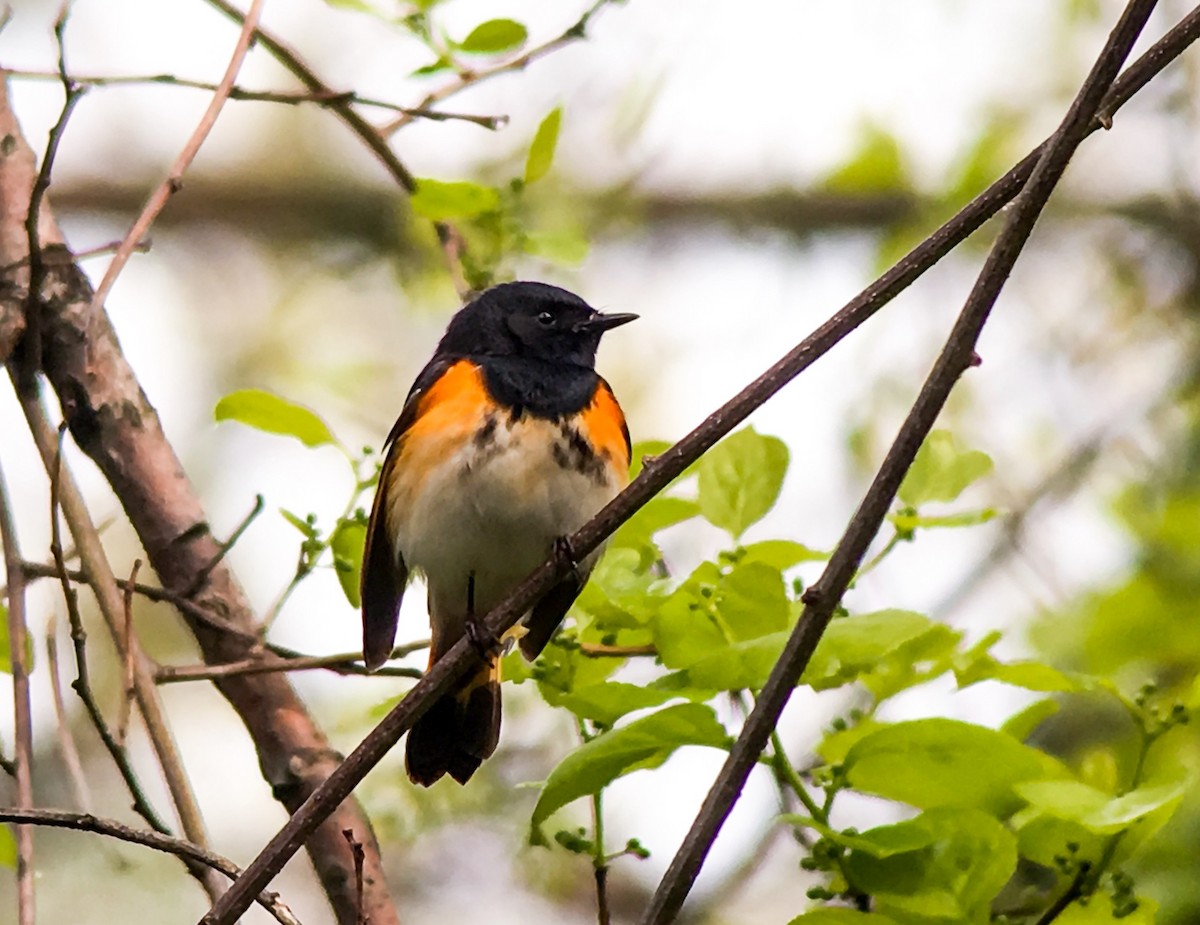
xmin=360 ymin=281 xmax=636 ymax=785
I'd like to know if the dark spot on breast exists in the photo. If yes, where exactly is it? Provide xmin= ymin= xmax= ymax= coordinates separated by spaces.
xmin=473 ymin=414 xmax=498 ymax=448
xmin=552 ymin=422 xmax=608 ymax=483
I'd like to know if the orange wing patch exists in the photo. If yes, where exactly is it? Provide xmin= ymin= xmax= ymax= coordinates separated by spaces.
xmin=385 ymin=360 xmax=492 ymax=519
xmin=579 ymin=379 xmax=631 ymax=473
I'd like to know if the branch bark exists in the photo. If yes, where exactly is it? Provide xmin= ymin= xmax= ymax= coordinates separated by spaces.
xmin=0 ymin=807 xmax=302 ymax=925
xmin=0 ymin=77 xmax=398 ymax=925
xmin=200 ymin=5 xmax=1200 ymax=923
xmin=641 ymin=0 xmax=1159 ymax=919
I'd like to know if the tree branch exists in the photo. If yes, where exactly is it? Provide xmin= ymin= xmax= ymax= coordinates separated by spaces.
xmin=6 ymin=69 xmax=506 ymax=128
xmin=199 ymin=5 xmax=1200 ymax=922
xmin=640 ymin=2 xmax=1160 ymax=920
xmin=0 ymin=73 xmax=399 ymax=925
xmin=0 ymin=808 xmax=302 ymax=925
xmin=87 ymin=0 xmax=265 ymax=315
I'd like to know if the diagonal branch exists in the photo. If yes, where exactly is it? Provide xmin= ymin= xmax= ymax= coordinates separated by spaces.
xmin=0 ymin=808 xmax=302 ymax=925
xmin=199 ymin=4 xmax=1199 ymax=922
xmin=640 ymin=1 xmax=1160 ymax=920
xmin=87 ymin=0 xmax=266 ymax=314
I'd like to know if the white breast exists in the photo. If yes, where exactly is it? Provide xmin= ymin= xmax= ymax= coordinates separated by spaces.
xmin=392 ymin=413 xmax=621 ymax=629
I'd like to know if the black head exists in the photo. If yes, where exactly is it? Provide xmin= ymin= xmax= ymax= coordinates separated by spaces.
xmin=435 ymin=281 xmax=637 ymax=368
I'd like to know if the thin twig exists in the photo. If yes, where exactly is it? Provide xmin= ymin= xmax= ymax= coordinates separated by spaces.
xmin=203 ymin=0 xmax=415 ymax=191
xmin=27 ymin=395 xmax=222 ymax=898
xmin=341 ymin=830 xmax=367 ymax=925
xmin=382 ymin=0 xmax=618 ymax=134
xmin=198 ymin=8 xmax=1198 ymax=920
xmin=116 ymin=558 xmax=140 ymax=745
xmin=18 ymin=8 xmax=85 ymax=389
xmin=0 ymin=455 xmax=37 ymax=925
xmin=183 ymin=494 xmax=263 ymax=597
xmin=156 ymin=648 xmax=424 ymax=683
xmin=48 ymin=440 xmax=173 ymax=837
xmin=21 ymin=558 xmax=428 ymax=679
xmin=87 ymin=0 xmax=266 ymax=315
xmin=46 ymin=623 xmax=94 ymax=812
xmin=199 ymin=0 xmax=471 ymax=295
xmin=640 ymin=3 xmax=1159 ymax=921
xmin=1034 ymin=864 xmax=1093 ymax=925
xmin=6 ymin=69 xmax=506 ymax=128
xmin=0 ymin=808 xmax=301 ymax=925
xmin=579 ymin=642 xmax=657 ymax=658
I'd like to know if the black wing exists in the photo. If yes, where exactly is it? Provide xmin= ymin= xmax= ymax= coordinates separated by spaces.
xmin=360 ymin=356 xmax=457 ymax=670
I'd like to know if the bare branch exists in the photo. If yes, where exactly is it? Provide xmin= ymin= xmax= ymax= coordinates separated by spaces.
xmin=87 ymin=0 xmax=266 ymax=314
xmin=197 ymin=5 xmax=1199 ymax=922
xmin=45 ymin=624 xmax=94 ymax=812
xmin=6 ymin=69 xmax=507 ymax=128
xmin=155 ymin=648 xmax=424 ymax=684
xmin=0 ymin=456 xmax=37 ymax=925
xmin=382 ymin=0 xmax=620 ymax=134
xmin=0 ymin=74 xmax=400 ymax=925
xmin=48 ymin=447 xmax=174 ymax=838
xmin=641 ymin=2 xmax=1160 ymax=920
xmin=0 ymin=808 xmax=302 ymax=925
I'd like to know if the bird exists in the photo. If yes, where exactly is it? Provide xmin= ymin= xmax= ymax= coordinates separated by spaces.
xmin=360 ymin=280 xmax=636 ymax=786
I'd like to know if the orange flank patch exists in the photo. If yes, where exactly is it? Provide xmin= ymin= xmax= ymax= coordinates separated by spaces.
xmin=580 ymin=380 xmax=631 ymax=472
xmin=385 ymin=360 xmax=490 ymax=516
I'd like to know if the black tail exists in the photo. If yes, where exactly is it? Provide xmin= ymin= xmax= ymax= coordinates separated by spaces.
xmin=406 ymin=662 xmax=501 ymax=786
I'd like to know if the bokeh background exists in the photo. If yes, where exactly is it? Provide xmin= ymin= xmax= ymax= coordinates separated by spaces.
xmin=2 ymin=0 xmax=1200 ymax=921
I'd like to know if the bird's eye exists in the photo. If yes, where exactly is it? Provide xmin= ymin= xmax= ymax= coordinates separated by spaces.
xmin=536 ymin=311 xmax=555 ymax=326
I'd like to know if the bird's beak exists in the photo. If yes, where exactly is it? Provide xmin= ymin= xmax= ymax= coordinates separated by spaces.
xmin=577 ymin=312 xmax=639 ymax=333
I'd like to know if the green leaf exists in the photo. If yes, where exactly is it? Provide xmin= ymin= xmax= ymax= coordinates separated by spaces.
xmin=411 ymin=57 xmax=453 ymax=77
xmin=650 ymin=577 xmax=727 ymax=669
xmin=1015 ymin=776 xmax=1189 ymax=835
xmin=531 ymin=704 xmax=729 ymax=840
xmin=214 ymin=390 xmax=337 ymax=448
xmin=1000 ymin=698 xmax=1059 ymax=741
xmin=823 ymin=123 xmax=908 ymax=193
xmin=658 ymin=631 xmax=786 ymax=691
xmin=458 ymin=18 xmax=528 ymax=54
xmin=736 ymin=539 xmax=828 ymax=570
xmin=804 ymin=610 xmax=948 ymax=691
xmin=842 ymin=808 xmax=1018 ymax=923
xmin=525 ymin=228 xmax=589 ymax=265
xmin=554 ymin=681 xmax=704 ymax=726
xmin=698 ymin=427 xmax=789 ymax=537
xmin=0 ymin=826 xmax=15 ymax=869
xmin=611 ymin=496 xmax=700 ymax=553
xmin=888 ymin=508 xmax=998 ymax=531
xmin=714 ymin=561 xmax=789 ymax=641
xmin=788 ymin=912 xmax=899 ymax=925
xmin=279 ymin=508 xmax=319 ymax=540
xmin=525 ymin=108 xmax=562 ymax=184
xmin=410 ymin=178 xmax=501 ymax=221
xmin=843 ymin=718 xmax=1067 ymax=814
xmin=330 ymin=519 xmax=366 ymax=608
xmin=898 ymin=431 xmax=993 ymax=506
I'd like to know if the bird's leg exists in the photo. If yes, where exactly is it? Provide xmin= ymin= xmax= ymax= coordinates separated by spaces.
xmin=464 ymin=570 xmax=502 ymax=659
xmin=554 ymin=535 xmax=583 ymax=585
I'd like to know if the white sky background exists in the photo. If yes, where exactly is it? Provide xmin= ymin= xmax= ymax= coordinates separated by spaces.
xmin=1 ymin=0 xmax=1197 ymax=922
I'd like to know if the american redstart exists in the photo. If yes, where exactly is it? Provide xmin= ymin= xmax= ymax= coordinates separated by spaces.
xmin=361 ymin=281 xmax=635 ymax=785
